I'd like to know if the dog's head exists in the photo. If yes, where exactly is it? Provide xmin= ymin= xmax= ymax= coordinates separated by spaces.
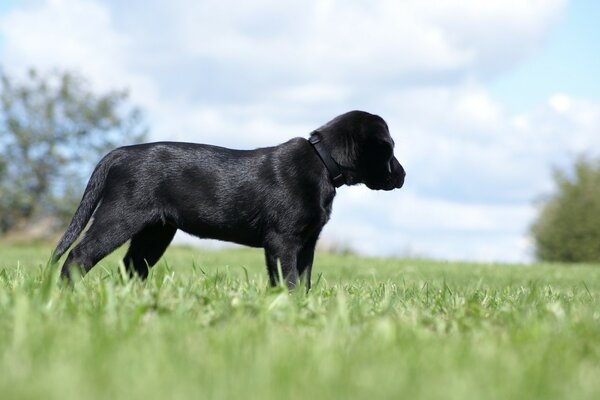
xmin=314 ymin=111 xmax=405 ymax=191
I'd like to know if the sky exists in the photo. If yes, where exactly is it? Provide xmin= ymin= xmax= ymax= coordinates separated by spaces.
xmin=1 ymin=0 xmax=599 ymax=263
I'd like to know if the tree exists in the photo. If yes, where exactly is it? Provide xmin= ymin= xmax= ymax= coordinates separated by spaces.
xmin=531 ymin=158 xmax=600 ymax=263
xmin=0 ymin=68 xmax=147 ymax=236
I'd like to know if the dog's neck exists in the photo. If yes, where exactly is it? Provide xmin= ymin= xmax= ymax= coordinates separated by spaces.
xmin=308 ymin=133 xmax=346 ymax=188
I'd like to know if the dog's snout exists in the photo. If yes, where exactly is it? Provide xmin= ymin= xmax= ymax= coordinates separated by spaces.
xmin=396 ymin=166 xmax=405 ymax=188
xmin=389 ymin=157 xmax=405 ymax=189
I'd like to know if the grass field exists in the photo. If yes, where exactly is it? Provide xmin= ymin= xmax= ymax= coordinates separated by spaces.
xmin=1 ymin=244 xmax=600 ymax=400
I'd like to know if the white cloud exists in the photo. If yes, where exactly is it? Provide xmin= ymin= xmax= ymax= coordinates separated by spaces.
xmin=323 ymin=186 xmax=536 ymax=262
xmin=549 ymin=93 xmax=572 ymax=113
xmin=1 ymin=0 xmax=125 ymax=87
xmin=151 ymin=0 xmax=566 ymax=82
xmin=422 ymin=0 xmax=568 ymax=76
xmin=1 ymin=0 xmax=567 ymax=89
xmin=276 ymin=84 xmax=350 ymax=104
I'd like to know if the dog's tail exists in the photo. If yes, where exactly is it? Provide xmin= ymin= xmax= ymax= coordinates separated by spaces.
xmin=51 ymin=151 xmax=118 ymax=262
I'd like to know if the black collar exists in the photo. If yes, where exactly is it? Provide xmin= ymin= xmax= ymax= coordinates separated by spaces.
xmin=308 ymin=132 xmax=345 ymax=188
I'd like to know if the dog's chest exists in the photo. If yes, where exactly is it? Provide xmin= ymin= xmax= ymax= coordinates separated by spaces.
xmin=313 ymin=191 xmax=335 ymax=228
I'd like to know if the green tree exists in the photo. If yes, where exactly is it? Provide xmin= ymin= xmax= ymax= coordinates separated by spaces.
xmin=0 ymin=68 xmax=147 ymax=236
xmin=531 ymin=158 xmax=600 ymax=262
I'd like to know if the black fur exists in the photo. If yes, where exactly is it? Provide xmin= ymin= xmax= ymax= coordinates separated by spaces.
xmin=52 ymin=110 xmax=405 ymax=290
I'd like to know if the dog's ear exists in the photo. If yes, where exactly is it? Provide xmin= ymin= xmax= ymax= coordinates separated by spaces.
xmin=316 ymin=111 xmax=385 ymax=163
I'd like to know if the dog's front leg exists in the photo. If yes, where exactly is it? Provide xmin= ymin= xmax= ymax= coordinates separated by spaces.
xmin=264 ymin=241 xmax=300 ymax=290
xmin=297 ymin=238 xmax=318 ymax=292
xmin=264 ymin=250 xmax=281 ymax=287
xmin=281 ymin=254 xmax=299 ymax=290
xmin=273 ymin=253 xmax=300 ymax=290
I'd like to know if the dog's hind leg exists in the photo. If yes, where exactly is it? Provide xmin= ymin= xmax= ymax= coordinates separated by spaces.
xmin=61 ymin=220 xmax=134 ymax=280
xmin=60 ymin=203 xmax=147 ymax=280
xmin=123 ymin=223 xmax=177 ymax=279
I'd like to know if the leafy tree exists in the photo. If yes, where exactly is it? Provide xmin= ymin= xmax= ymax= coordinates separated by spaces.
xmin=0 ymin=68 xmax=147 ymax=235
xmin=531 ymin=158 xmax=600 ymax=262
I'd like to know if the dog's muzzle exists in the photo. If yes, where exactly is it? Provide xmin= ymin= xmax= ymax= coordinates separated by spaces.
xmin=388 ymin=158 xmax=405 ymax=190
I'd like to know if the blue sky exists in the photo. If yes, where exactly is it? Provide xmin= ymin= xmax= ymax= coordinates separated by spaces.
xmin=1 ymin=0 xmax=599 ymax=262
xmin=490 ymin=0 xmax=600 ymax=113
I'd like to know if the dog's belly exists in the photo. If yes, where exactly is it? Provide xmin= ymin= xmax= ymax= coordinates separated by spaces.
xmin=176 ymin=219 xmax=263 ymax=248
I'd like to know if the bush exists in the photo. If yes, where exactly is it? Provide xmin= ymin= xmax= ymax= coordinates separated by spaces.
xmin=531 ymin=158 xmax=600 ymax=262
xmin=0 ymin=68 xmax=147 ymax=235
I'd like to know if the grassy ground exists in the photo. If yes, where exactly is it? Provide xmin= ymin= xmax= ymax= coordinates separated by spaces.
xmin=1 ymin=243 xmax=600 ymax=400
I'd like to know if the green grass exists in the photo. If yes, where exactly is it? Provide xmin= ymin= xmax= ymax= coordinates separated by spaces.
xmin=1 ymin=243 xmax=600 ymax=400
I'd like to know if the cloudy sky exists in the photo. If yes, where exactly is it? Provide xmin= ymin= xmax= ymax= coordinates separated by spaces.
xmin=1 ymin=0 xmax=599 ymax=263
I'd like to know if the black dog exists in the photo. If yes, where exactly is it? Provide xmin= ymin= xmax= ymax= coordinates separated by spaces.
xmin=52 ymin=110 xmax=405 ymax=289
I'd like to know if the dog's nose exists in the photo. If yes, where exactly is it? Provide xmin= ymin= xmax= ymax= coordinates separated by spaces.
xmin=396 ymin=165 xmax=406 ymax=188
xmin=396 ymin=174 xmax=405 ymax=188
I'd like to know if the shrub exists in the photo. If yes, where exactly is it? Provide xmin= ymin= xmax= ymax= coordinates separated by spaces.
xmin=531 ymin=158 xmax=600 ymax=262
